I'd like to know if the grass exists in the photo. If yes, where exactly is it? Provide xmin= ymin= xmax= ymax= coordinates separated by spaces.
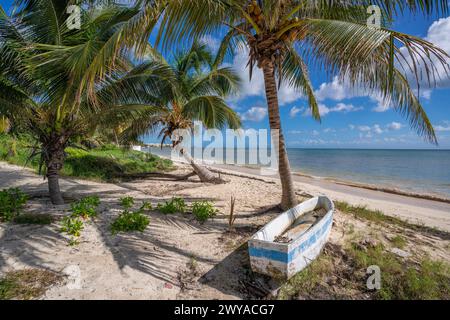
xmin=277 ymin=241 xmax=450 ymax=300
xmin=347 ymin=242 xmax=450 ymax=300
xmin=277 ymin=254 xmax=334 ymax=300
xmin=0 ymin=134 xmax=173 ymax=182
xmin=13 ymin=213 xmax=54 ymax=225
xmin=390 ymin=235 xmax=407 ymax=249
xmin=335 ymin=201 xmax=448 ymax=237
xmin=0 ymin=269 xmax=62 ymax=300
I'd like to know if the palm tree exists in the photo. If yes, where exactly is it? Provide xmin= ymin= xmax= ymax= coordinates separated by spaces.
xmin=0 ymin=1 xmax=166 ymax=204
xmin=117 ymin=42 xmax=242 ymax=183
xmin=149 ymin=0 xmax=449 ymax=209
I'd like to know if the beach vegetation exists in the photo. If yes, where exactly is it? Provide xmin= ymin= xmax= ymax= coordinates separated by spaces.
xmin=278 ymin=242 xmax=450 ymax=300
xmin=13 ymin=213 xmax=53 ymax=225
xmin=0 ymin=187 xmax=28 ymax=222
xmin=192 ymin=201 xmax=218 ymax=223
xmin=336 ymin=201 xmax=447 ymax=236
xmin=390 ymin=235 xmax=407 ymax=249
xmin=140 ymin=201 xmax=153 ymax=211
xmin=0 ymin=135 xmax=173 ymax=183
xmin=70 ymin=196 xmax=100 ymax=219
xmin=157 ymin=197 xmax=187 ymax=214
xmin=348 ymin=242 xmax=450 ymax=300
xmin=154 ymin=0 xmax=450 ymax=210
xmin=60 ymin=217 xmax=84 ymax=238
xmin=110 ymin=209 xmax=150 ymax=234
xmin=119 ymin=196 xmax=135 ymax=209
xmin=0 ymin=269 xmax=62 ymax=300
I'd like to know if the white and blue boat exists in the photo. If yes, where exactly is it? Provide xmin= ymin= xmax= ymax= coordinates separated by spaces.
xmin=248 ymin=196 xmax=334 ymax=279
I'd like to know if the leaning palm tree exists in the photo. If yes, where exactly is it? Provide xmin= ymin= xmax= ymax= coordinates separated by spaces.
xmin=0 ymin=1 xmax=166 ymax=204
xmin=117 ymin=43 xmax=242 ymax=183
xmin=149 ymin=0 xmax=449 ymax=209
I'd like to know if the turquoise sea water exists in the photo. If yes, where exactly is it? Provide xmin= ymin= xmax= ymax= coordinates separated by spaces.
xmin=147 ymin=147 xmax=450 ymax=198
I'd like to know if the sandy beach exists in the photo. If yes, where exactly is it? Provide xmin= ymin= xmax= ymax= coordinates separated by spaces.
xmin=0 ymin=160 xmax=449 ymax=299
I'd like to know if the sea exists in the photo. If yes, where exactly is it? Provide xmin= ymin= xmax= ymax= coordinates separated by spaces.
xmin=145 ymin=147 xmax=450 ymax=198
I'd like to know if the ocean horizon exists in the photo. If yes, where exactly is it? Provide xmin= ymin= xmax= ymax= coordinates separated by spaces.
xmin=145 ymin=146 xmax=450 ymax=198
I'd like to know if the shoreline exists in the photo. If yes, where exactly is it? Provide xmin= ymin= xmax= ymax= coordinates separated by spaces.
xmin=157 ymin=155 xmax=450 ymax=204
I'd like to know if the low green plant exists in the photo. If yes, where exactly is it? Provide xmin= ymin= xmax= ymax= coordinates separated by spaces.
xmin=157 ymin=197 xmax=186 ymax=214
xmin=60 ymin=216 xmax=84 ymax=237
xmin=140 ymin=201 xmax=153 ymax=211
xmin=110 ymin=209 xmax=150 ymax=234
xmin=13 ymin=213 xmax=53 ymax=225
xmin=119 ymin=196 xmax=135 ymax=209
xmin=70 ymin=196 xmax=100 ymax=219
xmin=192 ymin=201 xmax=218 ymax=223
xmin=0 ymin=188 xmax=28 ymax=222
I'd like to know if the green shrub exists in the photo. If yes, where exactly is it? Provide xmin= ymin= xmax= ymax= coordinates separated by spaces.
xmin=110 ymin=209 xmax=150 ymax=234
xmin=0 ymin=188 xmax=28 ymax=222
xmin=140 ymin=201 xmax=153 ymax=211
xmin=60 ymin=217 xmax=84 ymax=237
xmin=119 ymin=196 xmax=134 ymax=209
xmin=70 ymin=196 xmax=100 ymax=219
xmin=157 ymin=197 xmax=186 ymax=214
xmin=192 ymin=201 xmax=218 ymax=223
xmin=14 ymin=213 xmax=53 ymax=225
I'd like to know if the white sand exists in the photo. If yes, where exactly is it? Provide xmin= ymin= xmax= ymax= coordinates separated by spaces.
xmin=0 ymin=161 xmax=449 ymax=299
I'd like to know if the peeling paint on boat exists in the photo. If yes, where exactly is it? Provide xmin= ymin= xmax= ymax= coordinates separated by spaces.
xmin=248 ymin=196 xmax=334 ymax=279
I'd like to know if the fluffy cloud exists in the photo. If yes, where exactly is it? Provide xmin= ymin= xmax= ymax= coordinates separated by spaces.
xmin=434 ymin=121 xmax=450 ymax=132
xmin=289 ymin=106 xmax=303 ymax=118
xmin=240 ymin=106 xmax=267 ymax=122
xmin=303 ymin=102 xmax=362 ymax=117
xmin=314 ymin=76 xmax=391 ymax=111
xmin=230 ymin=47 xmax=303 ymax=105
xmin=387 ymin=122 xmax=403 ymax=130
xmin=401 ymin=17 xmax=450 ymax=89
xmin=355 ymin=122 xmax=405 ymax=137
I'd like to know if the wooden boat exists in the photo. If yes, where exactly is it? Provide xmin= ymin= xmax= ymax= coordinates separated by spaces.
xmin=248 ymin=196 xmax=334 ymax=279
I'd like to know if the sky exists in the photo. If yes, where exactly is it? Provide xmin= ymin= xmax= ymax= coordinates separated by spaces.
xmin=1 ymin=0 xmax=450 ymax=149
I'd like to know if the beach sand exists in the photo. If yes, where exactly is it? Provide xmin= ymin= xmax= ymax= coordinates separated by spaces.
xmin=0 ymin=161 xmax=449 ymax=299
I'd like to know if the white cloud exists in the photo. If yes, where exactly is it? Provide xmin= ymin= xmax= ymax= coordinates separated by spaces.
xmin=304 ymin=102 xmax=362 ymax=117
xmin=314 ymin=76 xmax=392 ymax=112
xmin=434 ymin=121 xmax=450 ymax=132
xmin=401 ymin=17 xmax=450 ymax=89
xmin=240 ymin=106 xmax=267 ymax=122
xmin=230 ymin=47 xmax=303 ymax=105
xmin=358 ymin=125 xmax=372 ymax=132
xmin=373 ymin=124 xmax=383 ymax=134
xmin=314 ymin=77 xmax=350 ymax=101
xmin=387 ymin=122 xmax=403 ymax=130
xmin=289 ymin=106 xmax=303 ymax=118
xmin=312 ymin=130 xmax=320 ymax=136
xmin=332 ymin=103 xmax=363 ymax=113
xmin=357 ymin=124 xmax=383 ymax=135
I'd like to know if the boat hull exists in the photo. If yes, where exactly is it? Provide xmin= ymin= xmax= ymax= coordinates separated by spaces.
xmin=248 ymin=196 xmax=334 ymax=279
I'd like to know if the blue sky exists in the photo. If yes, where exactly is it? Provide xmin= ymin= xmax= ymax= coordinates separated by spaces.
xmin=2 ymin=1 xmax=449 ymax=149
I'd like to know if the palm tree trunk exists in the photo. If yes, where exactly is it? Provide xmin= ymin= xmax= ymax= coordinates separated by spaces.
xmin=262 ymin=62 xmax=297 ymax=210
xmin=43 ymin=136 xmax=66 ymax=205
xmin=174 ymin=145 xmax=224 ymax=184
